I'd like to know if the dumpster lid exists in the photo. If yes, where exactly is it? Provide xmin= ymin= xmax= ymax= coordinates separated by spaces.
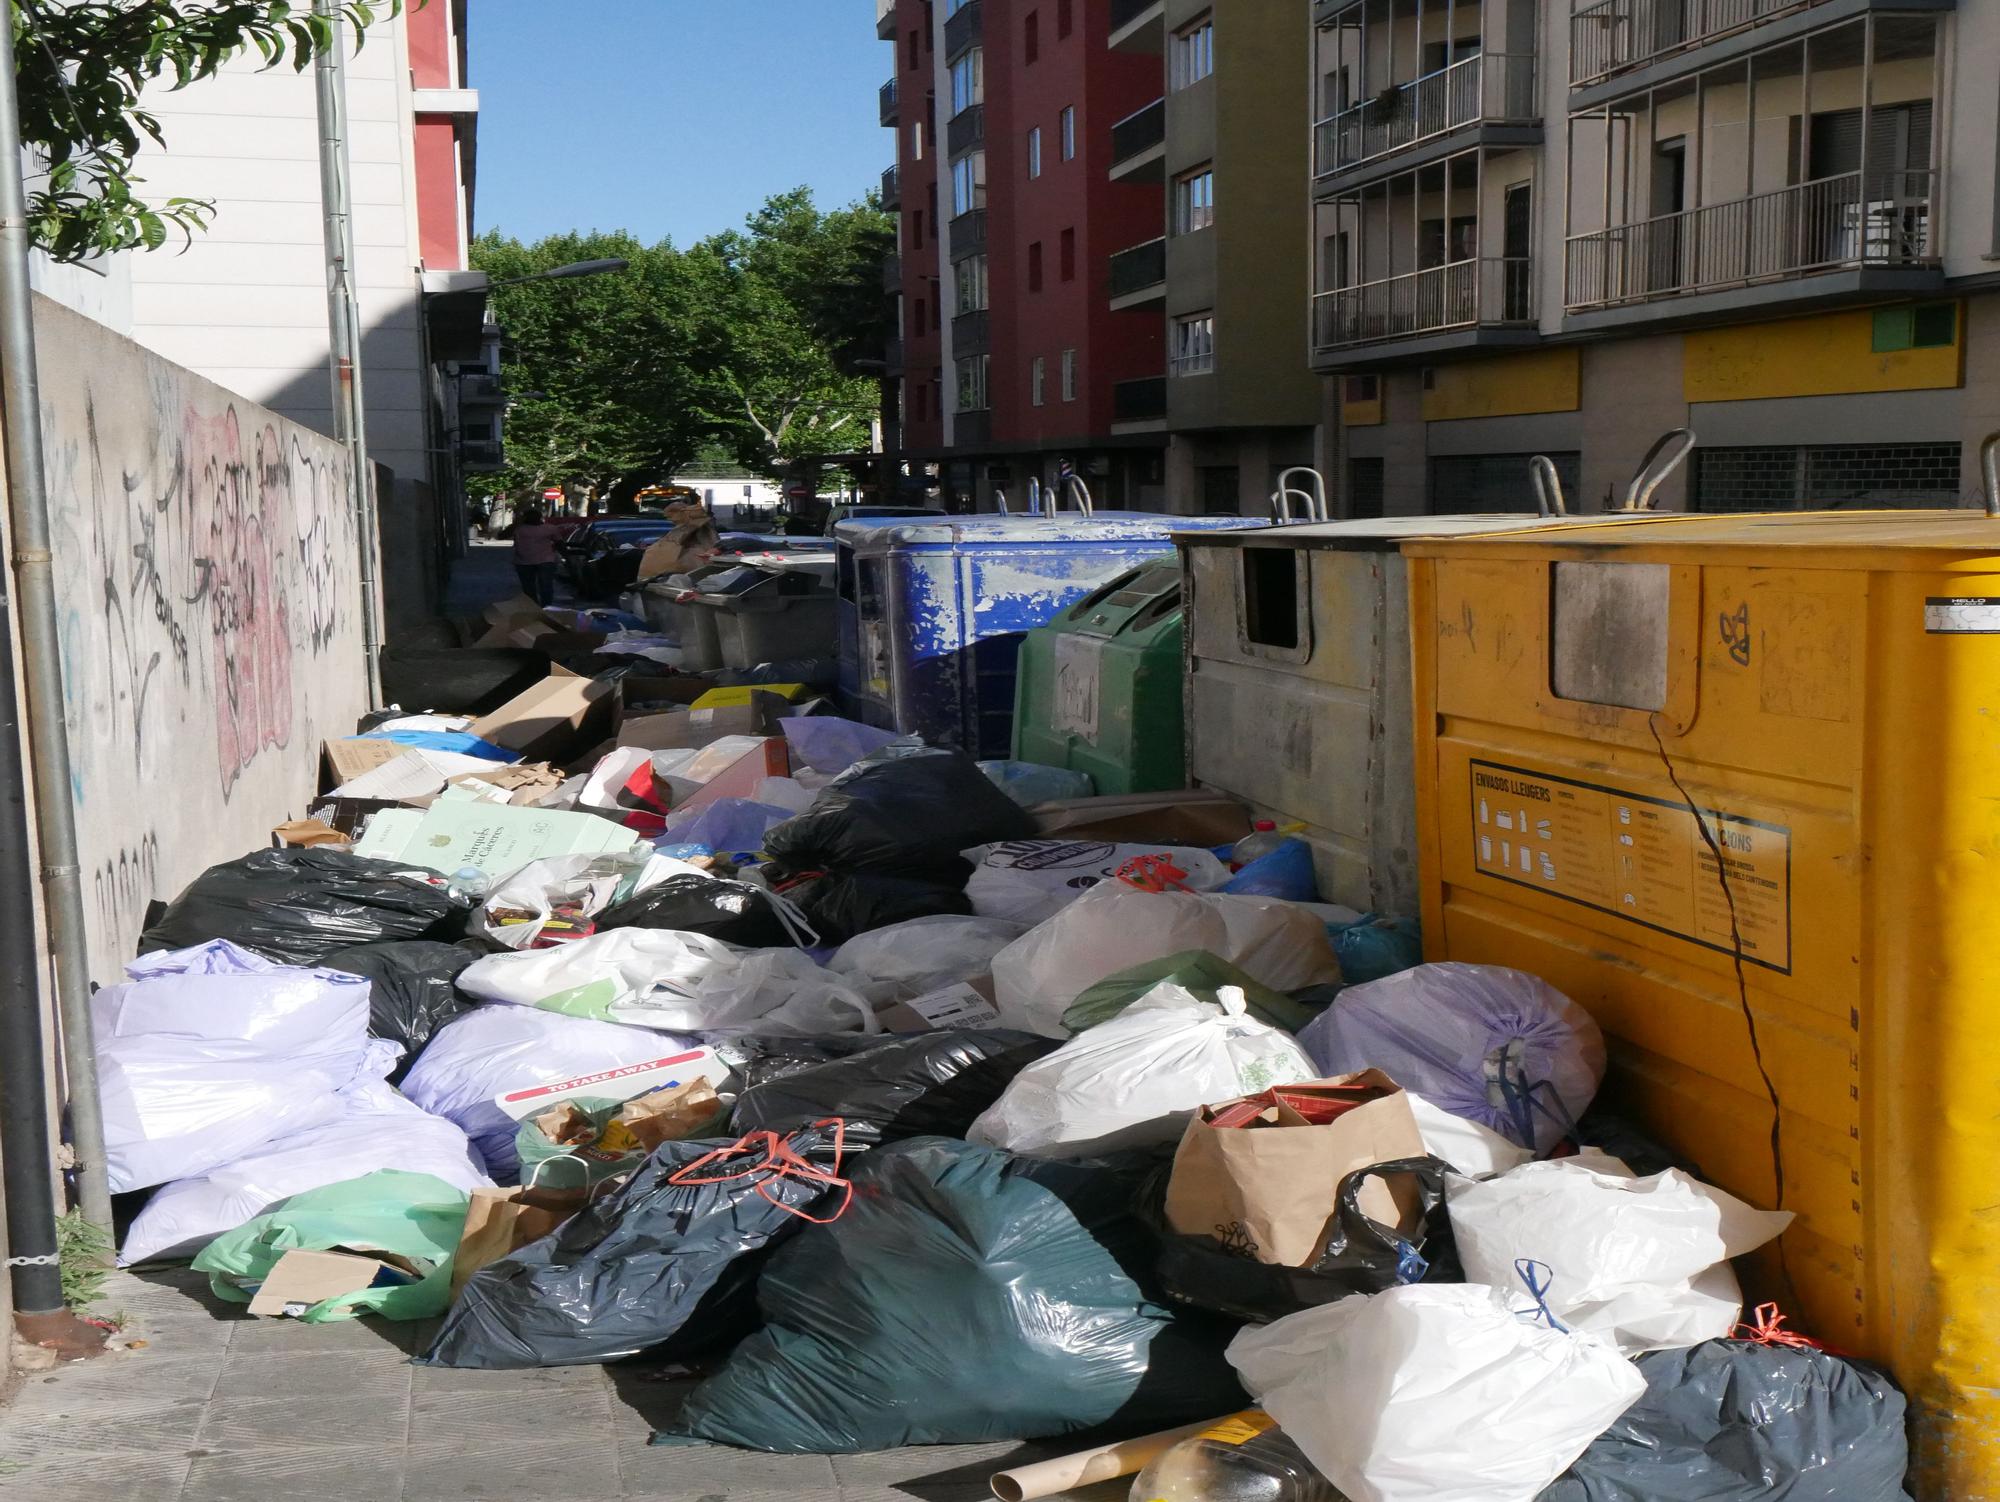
xmin=1175 ymin=513 xmax=1574 ymax=548
xmin=1401 ymin=507 xmax=2000 ymax=566
xmin=835 ymin=512 xmax=1264 ymax=549
xmin=1056 ymin=558 xmax=1182 ymax=638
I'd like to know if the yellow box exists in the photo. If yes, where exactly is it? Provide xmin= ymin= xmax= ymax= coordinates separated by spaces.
xmin=1405 ymin=510 xmax=2000 ymax=1501
xmin=690 ymin=683 xmax=811 ymax=709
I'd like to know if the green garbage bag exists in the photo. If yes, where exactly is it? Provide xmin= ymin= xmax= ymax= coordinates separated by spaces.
xmin=1062 ymin=949 xmax=1322 ymax=1035
xmin=191 ymin=1169 xmax=470 ymax=1322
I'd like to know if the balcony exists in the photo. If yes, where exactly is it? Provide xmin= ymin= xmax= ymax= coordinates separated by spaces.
xmin=1113 ymin=376 xmax=1168 ymax=425
xmin=881 ymin=163 xmax=901 ymax=209
xmin=952 ymin=309 xmax=991 ymax=353
xmin=877 ymin=0 xmax=897 ymax=40
xmin=949 ymin=208 xmax=987 ymax=258
xmin=955 ymin=408 xmax=992 ymax=446
xmin=1313 ymin=257 xmax=1537 ymax=357
xmin=947 ymin=102 xmax=985 ymax=158
xmin=883 ymin=253 xmax=902 ymax=293
xmin=885 ymin=335 xmax=905 ymax=372
xmin=880 ymin=77 xmax=899 ymax=126
xmin=460 ymin=437 xmax=505 ymax=473
xmin=1570 ymin=0 xmax=1841 ymax=87
xmin=457 ymin=371 xmax=504 ymax=407
xmin=1109 ymin=0 xmax=1165 ymax=52
xmin=1108 ymin=237 xmax=1167 ymax=308
xmin=1109 ymin=98 xmax=1167 ymax=182
xmin=1315 ymin=53 xmax=1538 ymax=185
xmin=1565 ymin=170 xmax=1936 ymax=313
xmin=944 ymin=0 xmax=981 ymax=60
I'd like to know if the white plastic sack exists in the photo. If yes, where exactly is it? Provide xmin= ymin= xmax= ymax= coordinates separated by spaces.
xmin=967 ymin=984 xmax=1318 ymax=1158
xmin=457 ymin=927 xmax=875 ymax=1037
xmin=1406 ymin=1093 xmax=1534 ymax=1177
xmin=989 ymin=880 xmax=1342 ymax=1038
xmin=118 ymin=1078 xmax=490 ymax=1266
xmin=471 ymin=850 xmax=709 ymax=949
xmin=95 ymin=941 xmax=378 ymax=1194
xmin=1448 ymin=1156 xmax=1793 ymax=1353
xmin=401 ymin=1002 xmax=696 ymax=1178
xmin=964 ymin=839 xmax=1231 ymax=928
xmin=1226 ymin=1283 xmax=1646 ymax=1502
xmin=828 ymin=915 xmax=1028 ymax=1008
xmin=1300 ymin=963 xmax=1606 ymax=1153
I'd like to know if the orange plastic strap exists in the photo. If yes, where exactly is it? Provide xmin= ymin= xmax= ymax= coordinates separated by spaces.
xmin=665 ymin=1118 xmax=853 ymax=1224
xmin=1733 ymin=1303 xmax=1827 ymax=1352
xmin=1116 ymin=853 xmax=1192 ymax=893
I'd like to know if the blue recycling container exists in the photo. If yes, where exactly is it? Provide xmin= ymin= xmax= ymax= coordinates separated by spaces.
xmin=836 ymin=512 xmax=1260 ymax=756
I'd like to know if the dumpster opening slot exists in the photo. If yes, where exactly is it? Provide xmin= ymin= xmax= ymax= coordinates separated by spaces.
xmin=1242 ymin=548 xmax=1302 ymax=651
xmin=1550 ymin=560 xmax=1669 ymax=711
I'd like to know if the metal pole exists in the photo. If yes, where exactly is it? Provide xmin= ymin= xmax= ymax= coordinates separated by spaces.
xmin=0 ymin=0 xmax=111 ymax=1250
xmin=314 ymin=0 xmax=382 ymax=704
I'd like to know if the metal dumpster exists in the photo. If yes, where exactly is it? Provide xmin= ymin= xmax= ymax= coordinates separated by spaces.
xmin=1011 ymin=557 xmax=1186 ymax=794
xmin=694 ymin=572 xmax=839 ymax=672
xmin=1404 ymin=505 xmax=2000 ymax=1500
xmin=836 ymin=511 xmax=1259 ymax=756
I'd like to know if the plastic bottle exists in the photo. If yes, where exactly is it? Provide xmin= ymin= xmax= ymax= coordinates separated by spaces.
xmin=1230 ymin=819 xmax=1286 ymax=866
xmin=1130 ymin=1414 xmax=1341 ymax=1502
xmin=446 ymin=866 xmax=492 ymax=904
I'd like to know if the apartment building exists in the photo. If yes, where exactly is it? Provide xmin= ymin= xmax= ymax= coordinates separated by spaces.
xmin=879 ymin=0 xmax=1169 ymax=508
xmin=1310 ymin=0 xmax=2000 ymax=516
xmin=1107 ymin=1 xmax=1324 ymax=514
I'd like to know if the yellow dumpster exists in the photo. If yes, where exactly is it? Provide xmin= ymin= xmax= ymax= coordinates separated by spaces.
xmin=1405 ymin=507 xmax=2000 ymax=1500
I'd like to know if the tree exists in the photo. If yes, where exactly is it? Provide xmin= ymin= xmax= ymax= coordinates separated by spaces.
xmin=16 ymin=0 xmax=391 ymax=262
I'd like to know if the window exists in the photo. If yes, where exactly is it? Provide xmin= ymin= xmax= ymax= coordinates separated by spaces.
xmin=907 ymin=28 xmax=921 ymax=71
xmin=1028 ymin=240 xmax=1044 ymax=291
xmin=1028 ymin=127 xmax=1042 ymax=178
xmin=914 ymin=296 xmax=927 ymax=333
xmin=1059 ymin=226 xmax=1076 ymax=281
xmin=957 ymin=353 xmax=990 ymax=411
xmin=1171 ymin=313 xmax=1215 ymax=375
xmin=1173 ymin=167 xmax=1215 ymax=234
xmin=1170 ymin=18 xmax=1214 ymax=90
xmin=932 ymin=295 xmax=942 ymax=332
xmin=909 ymin=121 xmax=924 ymax=161
xmin=1060 ymin=105 xmax=1076 ymax=160
xmin=955 ymin=254 xmax=989 ymax=313
xmin=1872 ymin=302 xmax=1956 ymax=352
xmin=946 ymin=0 xmax=974 ymax=12
xmin=950 ymin=48 xmax=983 ymax=114
xmin=1025 ymin=9 xmax=1039 ymax=63
xmin=951 ymin=151 xmax=986 ymax=215
xmin=1060 ymin=348 xmax=1077 ymax=401
xmin=1057 ymin=0 xmax=1073 ymax=39
xmin=1032 ymin=356 xmax=1046 ymax=406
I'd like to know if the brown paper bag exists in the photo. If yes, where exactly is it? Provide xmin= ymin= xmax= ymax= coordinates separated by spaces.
xmin=449 ymin=1185 xmax=588 ymax=1299
xmin=597 ymin=1078 xmax=722 ymax=1156
xmin=1163 ymin=1072 xmax=1427 ymax=1268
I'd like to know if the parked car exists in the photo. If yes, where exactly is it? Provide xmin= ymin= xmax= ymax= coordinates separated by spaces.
xmin=571 ymin=518 xmax=677 ymax=597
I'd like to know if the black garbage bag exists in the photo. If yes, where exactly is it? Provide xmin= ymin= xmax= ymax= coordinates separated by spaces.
xmin=1155 ymin=1156 xmax=1459 ymax=1323
xmin=418 ymin=1123 xmax=848 ymax=1370
xmin=320 ymin=939 xmax=479 ymax=1084
xmin=763 ymin=748 xmax=1035 ymax=881
xmin=139 ymin=848 xmax=462 ymax=966
xmin=1539 ymin=1336 xmax=1909 ymax=1501
xmin=594 ymin=874 xmax=796 ymax=948
xmin=730 ymin=1030 xmax=1058 ymax=1151
xmin=767 ymin=867 xmax=973 ymax=944
xmin=661 ymin=1137 xmax=1247 ymax=1452
xmin=724 ymin=1033 xmax=891 ymax=1094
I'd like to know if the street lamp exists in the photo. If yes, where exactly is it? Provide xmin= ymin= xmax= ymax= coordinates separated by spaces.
xmin=485 ymin=258 xmax=630 ymax=291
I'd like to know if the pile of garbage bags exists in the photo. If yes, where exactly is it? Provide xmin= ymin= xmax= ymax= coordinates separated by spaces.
xmin=90 ymin=671 xmax=1909 ymax=1502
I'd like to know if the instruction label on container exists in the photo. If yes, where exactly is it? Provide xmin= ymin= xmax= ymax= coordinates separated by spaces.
xmin=1051 ymin=634 xmax=1103 ymax=743
xmin=1468 ymin=759 xmax=1792 ymax=973
xmin=1924 ymin=597 xmax=2000 ymax=634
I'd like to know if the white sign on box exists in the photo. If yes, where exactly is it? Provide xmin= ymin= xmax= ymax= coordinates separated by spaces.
xmin=491 ymin=1047 xmax=729 ymax=1121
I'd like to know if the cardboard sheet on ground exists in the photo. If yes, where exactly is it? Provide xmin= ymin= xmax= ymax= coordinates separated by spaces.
xmin=352 ymin=800 xmax=642 ymax=875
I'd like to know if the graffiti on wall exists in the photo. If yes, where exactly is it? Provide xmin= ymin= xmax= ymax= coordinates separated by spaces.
xmin=35 ymin=297 xmax=371 ymax=976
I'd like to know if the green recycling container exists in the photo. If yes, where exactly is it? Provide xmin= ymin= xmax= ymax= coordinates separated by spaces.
xmin=1011 ymin=556 xmax=1186 ymax=794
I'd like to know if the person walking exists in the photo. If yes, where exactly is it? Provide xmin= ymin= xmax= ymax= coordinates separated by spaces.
xmin=509 ymin=504 xmax=563 ymax=606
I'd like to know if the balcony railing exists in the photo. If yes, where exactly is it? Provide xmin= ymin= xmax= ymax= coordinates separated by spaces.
xmin=1169 ymin=347 xmax=1215 ymax=377
xmin=1111 ymin=98 xmax=1166 ymax=167
xmin=1570 ymin=0 xmax=1827 ymax=86
xmin=1313 ymin=257 xmax=1535 ymax=352
xmin=881 ymin=164 xmax=901 ymax=209
xmin=458 ymin=371 xmax=504 ymax=405
xmin=885 ymin=336 xmax=905 ymax=371
xmin=1110 ymin=0 xmax=1161 ymax=30
xmin=883 ymin=253 xmax=901 ymax=293
xmin=1314 ymin=52 xmax=1537 ymax=180
xmin=953 ymin=309 xmax=991 ymax=352
xmin=1565 ymin=170 xmax=1935 ymax=311
xmin=877 ymin=0 xmax=897 ymax=40
xmin=947 ymin=102 xmax=985 ymax=157
xmin=880 ymin=77 xmax=899 ymax=126
xmin=1113 ymin=376 xmax=1168 ymax=423
xmin=944 ymin=0 xmax=981 ymax=60
xmin=1108 ymin=237 xmax=1167 ymax=301
xmin=950 ymin=208 xmax=988 ymax=258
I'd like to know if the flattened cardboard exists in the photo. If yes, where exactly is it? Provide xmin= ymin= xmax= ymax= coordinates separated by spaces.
xmin=350 ymin=800 xmax=642 ymax=875
xmin=1033 ymin=790 xmax=1253 ymax=846
xmin=466 ymin=667 xmax=615 ymax=763
xmin=247 ymin=1248 xmax=418 ymax=1317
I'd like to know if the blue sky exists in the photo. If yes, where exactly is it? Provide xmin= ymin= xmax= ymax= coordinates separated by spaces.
xmin=470 ymin=0 xmax=889 ymax=248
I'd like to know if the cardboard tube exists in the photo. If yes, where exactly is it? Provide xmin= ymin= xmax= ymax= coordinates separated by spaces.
xmin=988 ymin=1415 xmax=1239 ymax=1502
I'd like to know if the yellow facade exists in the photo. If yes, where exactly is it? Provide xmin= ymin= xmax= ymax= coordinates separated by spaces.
xmin=1419 ymin=347 xmax=1580 ymax=423
xmin=1683 ymin=305 xmax=1964 ymax=402
xmin=1405 ymin=512 xmax=2000 ymax=1501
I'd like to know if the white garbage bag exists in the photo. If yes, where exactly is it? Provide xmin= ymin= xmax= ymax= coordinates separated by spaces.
xmin=1226 ymin=1283 xmax=1646 ymax=1502
xmin=963 ymin=839 xmax=1231 ymax=928
xmin=828 ymin=915 xmax=1028 ymax=1008
xmin=1299 ymin=963 xmax=1606 ymax=1153
xmin=401 ymin=1002 xmax=696 ymax=1178
xmin=967 ymin=983 xmax=1318 ymax=1158
xmin=456 ymin=927 xmax=876 ymax=1036
xmin=1448 ymin=1156 xmax=1793 ymax=1353
xmin=1406 ymin=1093 xmax=1535 ymax=1177
xmin=470 ymin=849 xmax=709 ymax=949
xmin=118 ymin=1078 xmax=491 ymax=1266
xmin=94 ymin=941 xmax=377 ymax=1194
xmin=989 ymin=879 xmax=1341 ymax=1038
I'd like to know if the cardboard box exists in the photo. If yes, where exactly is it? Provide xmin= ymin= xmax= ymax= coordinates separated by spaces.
xmin=272 ymin=818 xmax=350 ymax=849
xmin=619 ymin=674 xmax=711 ymax=713
xmin=444 ymin=762 xmax=567 ymax=806
xmin=466 ymin=667 xmax=616 ymax=763
xmin=247 ymin=1248 xmax=419 ymax=1318
xmin=880 ymin=977 xmax=1001 ymax=1032
xmin=320 ymin=736 xmax=408 ymax=791
xmin=616 ymin=693 xmax=788 ymax=752
xmin=691 ymin=683 xmax=812 ymax=709
xmin=351 ymin=800 xmax=643 ymax=875
xmin=492 ymin=1047 xmax=730 ymax=1122
xmin=1033 ymin=790 xmax=1253 ymax=846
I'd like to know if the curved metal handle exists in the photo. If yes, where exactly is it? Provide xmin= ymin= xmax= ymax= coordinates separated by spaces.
xmin=1622 ymin=427 xmax=1697 ymax=512
xmin=1528 ymin=455 xmax=1567 ymax=517
xmin=1271 ymin=486 xmax=1318 ymax=524
xmin=1981 ymin=432 xmax=2000 ymax=518
xmin=1275 ymin=466 xmax=1329 ymax=522
xmin=1269 ymin=489 xmax=1291 ymax=523
xmin=1025 ymin=476 xmax=1043 ymax=516
xmin=993 ymin=487 xmax=1010 ymax=516
xmin=1060 ymin=473 xmax=1095 ymax=516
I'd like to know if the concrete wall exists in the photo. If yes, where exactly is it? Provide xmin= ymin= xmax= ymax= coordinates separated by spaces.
xmin=35 ymin=295 xmax=373 ymax=979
